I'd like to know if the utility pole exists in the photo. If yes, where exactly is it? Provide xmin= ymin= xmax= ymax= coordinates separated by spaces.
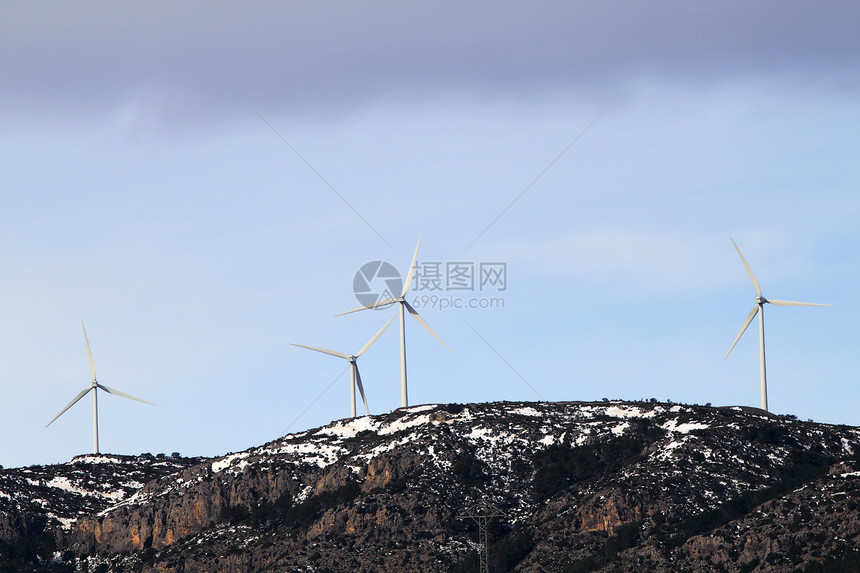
xmin=459 ymin=502 xmax=505 ymax=573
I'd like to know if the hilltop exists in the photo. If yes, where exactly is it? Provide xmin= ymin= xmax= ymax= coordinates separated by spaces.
xmin=2 ymin=401 xmax=860 ymax=572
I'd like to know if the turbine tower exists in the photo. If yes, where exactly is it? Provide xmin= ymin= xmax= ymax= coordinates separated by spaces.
xmin=724 ymin=238 xmax=829 ymax=411
xmin=46 ymin=322 xmax=155 ymax=454
xmin=339 ymin=234 xmax=447 ymax=408
xmin=292 ymin=313 xmax=396 ymax=418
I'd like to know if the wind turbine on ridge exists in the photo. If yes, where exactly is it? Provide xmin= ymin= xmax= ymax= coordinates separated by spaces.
xmin=292 ymin=313 xmax=397 ymax=418
xmin=46 ymin=322 xmax=155 ymax=454
xmin=724 ymin=238 xmax=829 ymax=412
xmin=339 ymin=234 xmax=447 ymax=408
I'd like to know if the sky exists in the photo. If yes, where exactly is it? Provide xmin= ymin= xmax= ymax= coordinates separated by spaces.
xmin=1 ymin=1 xmax=859 ymax=468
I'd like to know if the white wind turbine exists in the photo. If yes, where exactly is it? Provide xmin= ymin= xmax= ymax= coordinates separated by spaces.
xmin=46 ymin=322 xmax=155 ymax=454
xmin=339 ymin=234 xmax=447 ymax=408
xmin=724 ymin=238 xmax=829 ymax=411
xmin=292 ymin=313 xmax=397 ymax=418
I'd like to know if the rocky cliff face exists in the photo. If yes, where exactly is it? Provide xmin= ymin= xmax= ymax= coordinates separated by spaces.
xmin=0 ymin=453 xmax=204 ymax=571
xmin=0 ymin=454 xmax=204 ymax=538
xmin=4 ymin=401 xmax=860 ymax=572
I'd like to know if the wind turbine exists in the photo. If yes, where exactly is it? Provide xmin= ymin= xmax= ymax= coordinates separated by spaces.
xmin=724 ymin=238 xmax=829 ymax=412
xmin=291 ymin=313 xmax=396 ymax=418
xmin=339 ymin=234 xmax=447 ymax=408
xmin=46 ymin=322 xmax=155 ymax=454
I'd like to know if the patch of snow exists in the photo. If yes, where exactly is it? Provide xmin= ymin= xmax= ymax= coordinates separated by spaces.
xmin=268 ymin=441 xmax=344 ymax=468
xmin=211 ymin=452 xmax=251 ymax=474
xmin=426 ymin=445 xmax=439 ymax=461
xmin=357 ymin=435 xmax=413 ymax=460
xmin=52 ymin=515 xmax=76 ymax=530
xmin=44 ymin=476 xmax=126 ymax=500
xmin=467 ymin=427 xmax=519 ymax=450
xmin=611 ymin=422 xmax=630 ymax=436
xmin=468 ymin=427 xmax=494 ymax=440
xmin=511 ymin=407 xmax=542 ymax=417
xmin=676 ymin=422 xmax=709 ymax=433
xmin=295 ymin=485 xmax=314 ymax=503
xmin=317 ymin=416 xmax=381 ymax=439
xmin=604 ymin=405 xmax=656 ymax=419
xmin=577 ymin=406 xmax=597 ymax=418
xmin=403 ymin=404 xmax=437 ymax=413
xmin=661 ymin=420 xmax=709 ymax=433
xmin=71 ymin=455 xmax=128 ymax=465
xmin=378 ymin=414 xmax=432 ymax=436
xmin=654 ymin=439 xmax=685 ymax=460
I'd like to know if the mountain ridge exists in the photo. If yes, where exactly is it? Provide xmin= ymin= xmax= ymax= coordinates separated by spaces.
xmin=3 ymin=400 xmax=860 ymax=572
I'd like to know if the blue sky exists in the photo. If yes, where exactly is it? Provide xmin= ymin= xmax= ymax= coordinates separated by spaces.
xmin=1 ymin=2 xmax=859 ymax=468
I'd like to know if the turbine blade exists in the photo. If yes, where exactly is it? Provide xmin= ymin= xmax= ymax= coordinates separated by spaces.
xmin=766 ymin=299 xmax=830 ymax=307
xmin=97 ymin=384 xmax=156 ymax=406
xmin=401 ymin=233 xmax=422 ymax=296
xmin=724 ymin=305 xmax=759 ymax=359
xmin=354 ymin=366 xmax=370 ymax=415
xmin=82 ymin=321 xmax=97 ymax=382
xmin=290 ymin=343 xmax=350 ymax=360
xmin=46 ymin=387 xmax=92 ymax=427
xmin=336 ymin=297 xmax=400 ymax=317
xmin=403 ymin=300 xmax=448 ymax=348
xmin=730 ymin=238 xmax=762 ymax=297
xmin=355 ymin=312 xmax=398 ymax=357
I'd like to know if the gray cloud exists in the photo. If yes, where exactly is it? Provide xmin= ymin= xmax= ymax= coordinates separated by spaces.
xmin=2 ymin=1 xmax=858 ymax=122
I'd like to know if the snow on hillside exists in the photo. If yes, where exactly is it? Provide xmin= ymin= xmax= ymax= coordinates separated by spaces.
xmin=97 ymin=401 xmax=860 ymax=526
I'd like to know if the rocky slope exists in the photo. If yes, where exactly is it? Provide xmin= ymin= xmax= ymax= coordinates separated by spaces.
xmin=3 ymin=401 xmax=860 ymax=572
xmin=0 ymin=453 xmax=204 ymax=570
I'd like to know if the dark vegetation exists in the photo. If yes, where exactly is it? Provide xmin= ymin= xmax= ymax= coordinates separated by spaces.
xmin=802 ymin=547 xmax=860 ymax=573
xmin=0 ymin=528 xmax=73 ymax=573
xmin=560 ymin=522 xmax=643 ymax=573
xmin=672 ymin=450 xmax=835 ymax=546
xmin=449 ymin=524 xmax=535 ymax=573
xmin=452 ymin=453 xmax=490 ymax=484
xmin=530 ymin=428 xmax=663 ymax=501
xmin=218 ymin=481 xmax=361 ymax=531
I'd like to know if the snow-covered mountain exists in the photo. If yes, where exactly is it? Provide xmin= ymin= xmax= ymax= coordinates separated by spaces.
xmin=3 ymin=401 xmax=860 ymax=572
